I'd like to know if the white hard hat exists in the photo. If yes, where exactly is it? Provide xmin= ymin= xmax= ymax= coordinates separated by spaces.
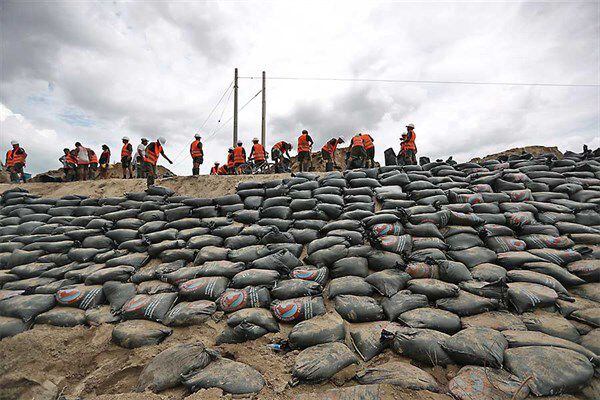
xmin=141 ymin=137 xmax=148 ymax=142
xmin=228 ymin=147 xmax=234 ymax=151
xmin=10 ymin=140 xmax=18 ymax=145
xmin=194 ymin=133 xmax=201 ymax=139
xmin=214 ymin=161 xmax=219 ymax=165
xmin=252 ymin=137 xmax=259 ymax=141
xmin=237 ymin=140 xmax=242 ymax=145
xmin=406 ymin=123 xmax=415 ymax=128
xmin=122 ymin=136 xmax=130 ymax=141
xmin=158 ymin=136 xmax=167 ymax=144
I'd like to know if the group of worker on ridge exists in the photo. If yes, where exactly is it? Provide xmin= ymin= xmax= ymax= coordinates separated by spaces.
xmin=207 ymin=123 xmax=418 ymax=175
xmin=3 ymin=123 xmax=416 ymax=184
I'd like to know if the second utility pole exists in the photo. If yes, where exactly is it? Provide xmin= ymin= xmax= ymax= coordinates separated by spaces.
xmin=233 ymin=68 xmax=238 ymax=146
xmin=261 ymin=71 xmax=266 ymax=145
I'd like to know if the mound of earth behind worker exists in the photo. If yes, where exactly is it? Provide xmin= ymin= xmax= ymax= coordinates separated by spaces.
xmin=31 ymin=162 xmax=177 ymax=183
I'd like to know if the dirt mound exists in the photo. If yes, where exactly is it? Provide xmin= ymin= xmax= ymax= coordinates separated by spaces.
xmin=30 ymin=162 xmax=177 ymax=183
xmin=470 ymin=146 xmax=563 ymax=163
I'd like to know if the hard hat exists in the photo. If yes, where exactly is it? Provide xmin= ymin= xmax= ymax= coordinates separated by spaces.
xmin=214 ymin=161 xmax=219 ymax=164
xmin=158 ymin=137 xmax=167 ymax=144
xmin=10 ymin=140 xmax=18 ymax=145
xmin=406 ymin=123 xmax=415 ymax=129
xmin=237 ymin=140 xmax=242 ymax=145
xmin=122 ymin=136 xmax=130 ymax=141
xmin=141 ymin=137 xmax=148 ymax=142
xmin=194 ymin=133 xmax=201 ymax=139
xmin=252 ymin=137 xmax=259 ymax=141
xmin=228 ymin=147 xmax=234 ymax=151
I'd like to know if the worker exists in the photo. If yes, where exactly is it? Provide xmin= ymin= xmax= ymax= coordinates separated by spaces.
xmin=271 ymin=141 xmax=292 ymax=173
xmin=297 ymin=129 xmax=313 ymax=172
xmin=74 ymin=142 xmax=90 ymax=181
xmin=346 ymin=133 xmax=366 ymax=169
xmin=59 ymin=148 xmax=77 ymax=181
xmin=401 ymin=123 xmax=417 ymax=165
xmin=143 ymin=137 xmax=172 ymax=187
xmin=249 ymin=138 xmax=267 ymax=167
xmin=135 ymin=138 xmax=148 ymax=178
xmin=190 ymin=133 xmax=203 ymax=176
xmin=233 ymin=140 xmax=246 ymax=172
xmin=361 ymin=132 xmax=375 ymax=168
xmin=88 ymin=148 xmax=99 ymax=180
xmin=321 ymin=137 xmax=344 ymax=172
xmin=226 ymin=147 xmax=235 ymax=174
xmin=5 ymin=140 xmax=27 ymax=183
xmin=210 ymin=162 xmax=219 ymax=175
xmin=98 ymin=144 xmax=111 ymax=179
xmin=217 ymin=164 xmax=228 ymax=175
xmin=121 ymin=136 xmax=133 ymax=179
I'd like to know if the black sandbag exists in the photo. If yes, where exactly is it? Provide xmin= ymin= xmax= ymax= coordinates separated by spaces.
xmin=179 ymin=276 xmax=229 ymax=301
xmin=160 ymin=248 xmax=196 ymax=263
xmin=163 ymin=300 xmax=216 ymax=326
xmin=290 ymin=266 xmax=329 ymax=285
xmin=103 ymin=281 xmax=137 ymax=312
xmin=334 ymin=295 xmax=384 ymax=322
xmin=507 ymin=282 xmax=558 ymax=313
xmin=231 ymin=269 xmax=279 ymax=288
xmin=7 ymin=249 xmax=45 ymax=268
xmin=218 ymin=286 xmax=271 ymax=313
xmin=288 ymin=312 xmax=345 ymax=349
xmin=446 ymin=233 xmax=484 ymax=251
xmin=355 ymin=361 xmax=440 ymax=392
xmin=381 ymin=290 xmax=429 ymax=321
xmin=137 ymin=343 xmax=212 ymax=393
xmin=85 ymin=266 xmax=135 ymax=285
xmin=383 ymin=326 xmax=451 ymax=366
xmin=0 ymin=293 xmax=55 ymax=322
xmin=449 ymin=246 xmax=497 ymax=268
xmin=271 ymin=279 xmax=322 ymax=300
xmin=306 ymin=245 xmax=349 ymax=267
xmin=507 ymin=269 xmax=569 ymax=295
xmin=330 ymin=256 xmax=369 ymax=278
xmin=34 ymin=307 xmax=86 ymax=327
xmin=375 ymin=234 xmax=412 ymax=255
xmin=366 ymin=250 xmax=404 ymax=271
xmin=121 ymin=293 xmax=178 ymax=322
xmin=271 ymin=296 xmax=326 ymax=323
xmin=398 ymin=308 xmax=461 ymax=334
xmin=251 ymin=249 xmax=301 ymax=274
xmin=407 ymin=279 xmax=459 ymax=300
xmin=55 ymin=284 xmax=105 ymax=309
xmin=182 ymin=356 xmax=265 ymax=395
xmin=10 ymin=262 xmax=55 ymax=278
xmin=442 ymin=327 xmax=507 ymax=367
xmin=504 ymin=346 xmax=594 ymax=396
xmin=436 ymin=291 xmax=498 ymax=316
xmin=365 ymin=270 xmax=410 ymax=297
xmin=448 ymin=365 xmax=529 ymax=400
xmin=291 ymin=342 xmax=358 ymax=384
xmin=143 ymin=228 xmax=178 ymax=243
xmin=194 ymin=246 xmax=229 ymax=264
xmin=112 ymin=320 xmax=172 ymax=349
xmin=528 ymin=248 xmax=583 ymax=267
xmin=0 ymin=316 xmax=28 ymax=339
xmin=521 ymin=311 xmax=581 ymax=342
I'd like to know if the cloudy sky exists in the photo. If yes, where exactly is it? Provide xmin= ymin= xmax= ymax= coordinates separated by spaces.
xmin=1 ymin=0 xmax=598 ymax=175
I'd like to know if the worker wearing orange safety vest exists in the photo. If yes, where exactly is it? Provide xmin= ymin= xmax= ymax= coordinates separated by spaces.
xmin=59 ymin=148 xmax=77 ymax=181
xmin=271 ymin=141 xmax=292 ymax=173
xmin=361 ymin=133 xmax=375 ymax=168
xmin=210 ymin=162 xmax=219 ymax=175
xmin=121 ymin=136 xmax=134 ymax=179
xmin=347 ymin=134 xmax=367 ymax=169
xmin=321 ymin=137 xmax=344 ymax=172
xmin=297 ymin=130 xmax=313 ymax=172
xmin=5 ymin=140 xmax=27 ymax=183
xmin=400 ymin=123 xmax=417 ymax=165
xmin=233 ymin=141 xmax=246 ymax=170
xmin=88 ymin=148 xmax=99 ymax=180
xmin=74 ymin=142 xmax=90 ymax=181
xmin=217 ymin=164 xmax=228 ymax=175
xmin=249 ymin=138 xmax=267 ymax=166
xmin=144 ymin=137 xmax=172 ymax=187
xmin=190 ymin=133 xmax=204 ymax=176
xmin=226 ymin=147 xmax=235 ymax=174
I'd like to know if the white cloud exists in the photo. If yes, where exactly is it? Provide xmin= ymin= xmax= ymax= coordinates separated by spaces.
xmin=0 ymin=0 xmax=598 ymax=175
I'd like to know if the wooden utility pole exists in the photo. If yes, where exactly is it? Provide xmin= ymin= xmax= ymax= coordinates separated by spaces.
xmin=261 ymin=71 xmax=266 ymax=145
xmin=233 ymin=68 xmax=239 ymax=146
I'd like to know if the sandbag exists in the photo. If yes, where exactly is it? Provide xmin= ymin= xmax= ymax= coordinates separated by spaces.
xmin=288 ymin=313 xmax=345 ymax=349
xmin=442 ymin=327 xmax=507 ymax=367
xmin=112 ymin=320 xmax=172 ymax=349
xmin=334 ymin=295 xmax=384 ymax=322
xmin=182 ymin=357 xmax=265 ymax=395
xmin=383 ymin=326 xmax=451 ymax=366
xmin=178 ymin=276 xmax=229 ymax=301
xmin=55 ymin=285 xmax=105 ymax=310
xmin=163 ymin=300 xmax=216 ymax=326
xmin=291 ymin=342 xmax=358 ymax=383
xmin=34 ymin=307 xmax=86 ymax=327
xmin=355 ymin=361 xmax=439 ymax=392
xmin=121 ymin=293 xmax=178 ymax=322
xmin=218 ymin=286 xmax=271 ymax=313
xmin=0 ymin=293 xmax=55 ymax=322
xmin=448 ymin=366 xmax=529 ymax=400
xmin=271 ymin=296 xmax=326 ymax=323
xmin=398 ymin=308 xmax=461 ymax=334
xmin=507 ymin=282 xmax=558 ymax=313
xmin=381 ymin=290 xmax=429 ymax=321
xmin=349 ymin=321 xmax=389 ymax=361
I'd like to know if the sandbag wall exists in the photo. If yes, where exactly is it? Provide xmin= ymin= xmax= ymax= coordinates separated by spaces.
xmin=0 ymin=149 xmax=599 ymax=397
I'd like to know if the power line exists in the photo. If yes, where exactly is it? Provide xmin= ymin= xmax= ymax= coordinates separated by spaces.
xmin=239 ymin=75 xmax=599 ymax=88
xmin=205 ymin=89 xmax=263 ymax=140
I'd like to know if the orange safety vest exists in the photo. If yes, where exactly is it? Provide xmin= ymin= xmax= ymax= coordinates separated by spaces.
xmin=404 ymin=131 xmax=417 ymax=151
xmin=351 ymin=136 xmax=364 ymax=148
xmin=210 ymin=166 xmax=218 ymax=175
xmin=121 ymin=143 xmax=132 ymax=158
xmin=190 ymin=140 xmax=203 ymax=158
xmin=144 ymin=142 xmax=163 ymax=165
xmin=217 ymin=165 xmax=228 ymax=175
xmin=252 ymin=143 xmax=266 ymax=161
xmin=227 ymin=152 xmax=235 ymax=168
xmin=321 ymin=141 xmax=337 ymax=156
xmin=361 ymin=134 xmax=374 ymax=150
xmin=233 ymin=146 xmax=245 ymax=164
xmin=65 ymin=152 xmax=77 ymax=165
xmin=89 ymin=150 xmax=98 ymax=164
xmin=297 ymin=134 xmax=311 ymax=152
xmin=273 ymin=141 xmax=286 ymax=151
xmin=6 ymin=148 xmax=26 ymax=167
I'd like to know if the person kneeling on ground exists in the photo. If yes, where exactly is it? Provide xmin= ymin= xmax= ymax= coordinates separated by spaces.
xmin=271 ymin=141 xmax=292 ymax=173
xmin=143 ymin=137 xmax=172 ymax=186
